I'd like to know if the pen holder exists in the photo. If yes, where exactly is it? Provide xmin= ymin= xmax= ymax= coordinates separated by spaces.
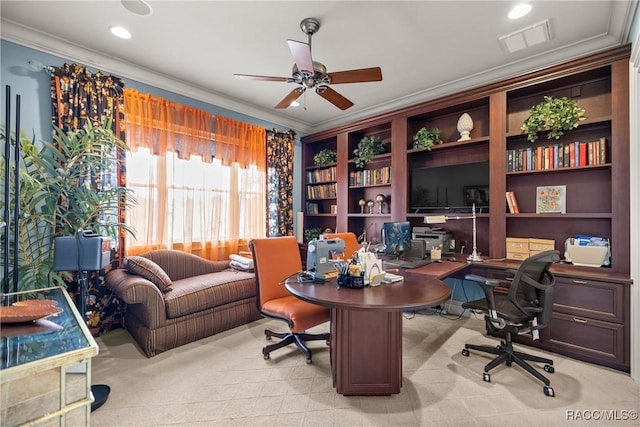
xmin=337 ymin=273 xmax=365 ymax=289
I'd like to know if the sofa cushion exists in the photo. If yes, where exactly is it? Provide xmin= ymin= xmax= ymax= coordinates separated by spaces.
xmin=126 ymin=256 xmax=173 ymax=292
xmin=164 ymin=270 xmax=255 ymax=318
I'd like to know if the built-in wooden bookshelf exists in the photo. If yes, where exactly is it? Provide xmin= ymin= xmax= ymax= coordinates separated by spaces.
xmin=301 ymin=45 xmax=631 ymax=371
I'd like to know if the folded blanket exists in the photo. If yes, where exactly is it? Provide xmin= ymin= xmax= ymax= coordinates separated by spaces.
xmin=230 ymin=254 xmax=254 ymax=269
xmin=230 ymin=260 xmax=254 ymax=271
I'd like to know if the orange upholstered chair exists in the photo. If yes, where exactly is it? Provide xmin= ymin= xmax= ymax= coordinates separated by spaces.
xmin=323 ymin=232 xmax=360 ymax=261
xmin=249 ymin=236 xmax=330 ymax=363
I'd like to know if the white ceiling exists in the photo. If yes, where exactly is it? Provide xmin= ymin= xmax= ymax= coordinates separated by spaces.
xmin=1 ymin=1 xmax=637 ymax=134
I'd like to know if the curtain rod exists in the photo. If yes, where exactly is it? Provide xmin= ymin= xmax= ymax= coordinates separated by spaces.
xmin=27 ymin=60 xmax=55 ymax=76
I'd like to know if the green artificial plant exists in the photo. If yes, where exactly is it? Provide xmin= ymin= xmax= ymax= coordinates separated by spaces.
xmin=0 ymin=119 xmax=136 ymax=290
xmin=353 ymin=136 xmax=386 ymax=168
xmin=303 ymin=227 xmax=324 ymax=243
xmin=412 ymin=127 xmax=442 ymax=150
xmin=313 ymin=148 xmax=337 ymax=167
xmin=521 ymin=96 xmax=586 ymax=143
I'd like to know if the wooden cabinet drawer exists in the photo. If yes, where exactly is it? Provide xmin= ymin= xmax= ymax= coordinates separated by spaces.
xmin=553 ymin=276 xmax=626 ymax=323
xmin=547 ymin=311 xmax=627 ymax=369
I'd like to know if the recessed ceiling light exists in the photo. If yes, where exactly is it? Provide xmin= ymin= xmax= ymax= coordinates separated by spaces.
xmin=290 ymin=101 xmax=300 ymax=107
xmin=509 ymin=4 xmax=532 ymax=19
xmin=109 ymin=26 xmax=132 ymax=39
xmin=121 ymin=0 xmax=153 ymax=16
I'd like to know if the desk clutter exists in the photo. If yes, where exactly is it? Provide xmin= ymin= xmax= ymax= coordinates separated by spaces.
xmin=306 ymin=238 xmax=400 ymax=288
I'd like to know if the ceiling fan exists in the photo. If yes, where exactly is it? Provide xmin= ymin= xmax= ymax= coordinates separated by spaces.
xmin=234 ymin=17 xmax=383 ymax=111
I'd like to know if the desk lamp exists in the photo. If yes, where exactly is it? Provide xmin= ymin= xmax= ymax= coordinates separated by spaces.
xmin=53 ymin=230 xmax=111 ymax=412
xmin=424 ymin=203 xmax=483 ymax=263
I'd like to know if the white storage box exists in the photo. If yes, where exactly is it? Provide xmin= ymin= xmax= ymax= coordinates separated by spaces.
xmin=565 ymin=245 xmax=609 ymax=267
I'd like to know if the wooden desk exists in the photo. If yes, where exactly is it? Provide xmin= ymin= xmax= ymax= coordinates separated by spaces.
xmin=285 ymin=275 xmax=450 ymax=395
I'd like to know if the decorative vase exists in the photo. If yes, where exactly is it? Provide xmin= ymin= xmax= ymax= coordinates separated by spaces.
xmin=375 ymin=194 xmax=386 ymax=214
xmin=457 ymin=113 xmax=473 ymax=141
xmin=366 ymin=200 xmax=374 ymax=214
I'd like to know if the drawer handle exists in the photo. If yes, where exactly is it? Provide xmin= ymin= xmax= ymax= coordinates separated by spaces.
xmin=572 ymin=280 xmax=588 ymax=285
xmin=572 ymin=317 xmax=588 ymax=324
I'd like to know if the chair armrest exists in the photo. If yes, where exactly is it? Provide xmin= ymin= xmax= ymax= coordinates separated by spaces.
xmin=105 ymin=269 xmax=167 ymax=328
xmin=464 ymin=274 xmax=501 ymax=287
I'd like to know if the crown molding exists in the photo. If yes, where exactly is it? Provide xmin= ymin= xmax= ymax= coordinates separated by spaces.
xmin=1 ymin=19 xmax=315 ymax=134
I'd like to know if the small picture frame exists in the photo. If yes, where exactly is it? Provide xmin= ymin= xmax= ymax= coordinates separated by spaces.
xmin=536 ymin=185 xmax=566 ymax=214
xmin=330 ymin=204 xmax=337 ymax=215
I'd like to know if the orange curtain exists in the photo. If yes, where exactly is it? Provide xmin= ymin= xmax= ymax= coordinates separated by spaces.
xmin=124 ymin=88 xmax=214 ymax=161
xmin=123 ymin=90 xmax=267 ymax=260
xmin=215 ymin=116 xmax=266 ymax=168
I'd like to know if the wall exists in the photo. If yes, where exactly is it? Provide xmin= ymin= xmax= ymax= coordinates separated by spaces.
xmin=627 ymin=4 xmax=639 ymax=384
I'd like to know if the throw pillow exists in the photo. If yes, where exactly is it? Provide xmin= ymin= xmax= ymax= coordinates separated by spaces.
xmin=126 ymin=256 xmax=173 ymax=292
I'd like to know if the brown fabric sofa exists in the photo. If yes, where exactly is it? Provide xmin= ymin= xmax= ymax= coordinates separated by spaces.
xmin=105 ymin=249 xmax=261 ymax=357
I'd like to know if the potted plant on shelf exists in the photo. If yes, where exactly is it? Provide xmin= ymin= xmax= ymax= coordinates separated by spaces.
xmin=412 ymin=127 xmax=442 ymax=150
xmin=353 ymin=136 xmax=386 ymax=168
xmin=313 ymin=148 xmax=337 ymax=167
xmin=304 ymin=227 xmax=324 ymax=243
xmin=521 ymin=96 xmax=586 ymax=143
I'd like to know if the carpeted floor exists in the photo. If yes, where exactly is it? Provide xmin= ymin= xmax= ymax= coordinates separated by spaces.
xmin=90 ymin=311 xmax=640 ymax=426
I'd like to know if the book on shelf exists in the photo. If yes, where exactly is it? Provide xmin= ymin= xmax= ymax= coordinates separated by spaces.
xmin=505 ymin=191 xmax=519 ymax=214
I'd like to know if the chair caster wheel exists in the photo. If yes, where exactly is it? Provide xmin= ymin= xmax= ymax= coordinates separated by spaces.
xmin=483 ymin=372 xmax=491 ymax=383
xmin=306 ymin=358 xmax=312 ymax=364
xmin=543 ymin=386 xmax=555 ymax=397
xmin=462 ymin=348 xmax=470 ymax=357
xmin=263 ymin=353 xmax=270 ymax=360
xmin=544 ymin=364 xmax=555 ymax=373
xmin=506 ymin=360 xmax=512 ymax=367
xmin=265 ymin=335 xmax=272 ymax=341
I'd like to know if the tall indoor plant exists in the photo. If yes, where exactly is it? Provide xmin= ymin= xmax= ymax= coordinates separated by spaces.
xmin=1 ymin=119 xmax=136 ymax=290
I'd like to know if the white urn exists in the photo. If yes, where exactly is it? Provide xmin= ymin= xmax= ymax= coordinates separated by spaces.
xmin=457 ymin=113 xmax=473 ymax=141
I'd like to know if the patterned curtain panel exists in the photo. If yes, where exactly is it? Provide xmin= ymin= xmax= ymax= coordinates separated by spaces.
xmin=266 ymin=129 xmax=295 ymax=237
xmin=50 ymin=63 xmax=126 ymax=336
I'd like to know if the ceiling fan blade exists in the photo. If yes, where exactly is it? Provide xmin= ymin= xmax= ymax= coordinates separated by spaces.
xmin=234 ymin=74 xmax=289 ymax=82
xmin=327 ymin=67 xmax=383 ymax=84
xmin=275 ymin=88 xmax=304 ymax=109
xmin=316 ymin=86 xmax=354 ymax=111
xmin=287 ymin=39 xmax=314 ymax=73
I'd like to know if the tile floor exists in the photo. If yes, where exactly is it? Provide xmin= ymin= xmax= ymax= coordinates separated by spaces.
xmin=90 ymin=311 xmax=640 ymax=426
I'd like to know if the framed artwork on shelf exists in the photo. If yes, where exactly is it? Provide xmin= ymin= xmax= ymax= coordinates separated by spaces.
xmin=536 ymin=185 xmax=566 ymax=214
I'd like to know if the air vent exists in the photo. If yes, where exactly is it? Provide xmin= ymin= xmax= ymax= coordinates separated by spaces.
xmin=499 ymin=19 xmax=552 ymax=54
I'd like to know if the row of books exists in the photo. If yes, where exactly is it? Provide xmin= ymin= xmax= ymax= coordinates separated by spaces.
xmin=505 ymin=191 xmax=520 ymax=213
xmin=306 ymin=182 xmax=337 ymax=199
xmin=506 ymin=137 xmax=608 ymax=172
xmin=306 ymin=202 xmax=319 ymax=215
xmin=349 ymin=166 xmax=391 ymax=187
xmin=306 ymin=166 xmax=336 ymax=184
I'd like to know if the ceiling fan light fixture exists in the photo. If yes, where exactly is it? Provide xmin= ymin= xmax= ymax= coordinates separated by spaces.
xmin=290 ymin=101 xmax=300 ymax=107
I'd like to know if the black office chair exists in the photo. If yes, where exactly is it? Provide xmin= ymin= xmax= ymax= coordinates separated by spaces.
xmin=461 ymin=250 xmax=561 ymax=397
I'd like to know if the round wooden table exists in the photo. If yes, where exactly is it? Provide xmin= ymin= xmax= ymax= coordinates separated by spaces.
xmin=285 ymin=273 xmax=450 ymax=395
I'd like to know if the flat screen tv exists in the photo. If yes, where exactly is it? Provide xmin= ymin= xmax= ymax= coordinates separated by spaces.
xmin=382 ymin=221 xmax=411 ymax=256
xmin=410 ymin=161 xmax=489 ymax=213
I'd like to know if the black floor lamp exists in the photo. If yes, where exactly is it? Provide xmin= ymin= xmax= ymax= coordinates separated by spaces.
xmin=53 ymin=231 xmax=112 ymax=412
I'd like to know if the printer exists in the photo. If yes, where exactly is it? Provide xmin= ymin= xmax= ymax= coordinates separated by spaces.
xmin=412 ymin=227 xmax=453 ymax=254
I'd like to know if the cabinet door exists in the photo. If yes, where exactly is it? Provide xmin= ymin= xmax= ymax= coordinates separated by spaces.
xmin=547 ymin=311 xmax=627 ymax=370
xmin=553 ymin=276 xmax=626 ymax=323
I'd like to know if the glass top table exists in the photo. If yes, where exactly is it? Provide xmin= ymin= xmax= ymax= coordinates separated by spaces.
xmin=1 ymin=286 xmax=97 ymax=375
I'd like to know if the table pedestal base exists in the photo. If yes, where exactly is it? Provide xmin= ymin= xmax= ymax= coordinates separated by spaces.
xmin=331 ymin=308 xmax=402 ymax=395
